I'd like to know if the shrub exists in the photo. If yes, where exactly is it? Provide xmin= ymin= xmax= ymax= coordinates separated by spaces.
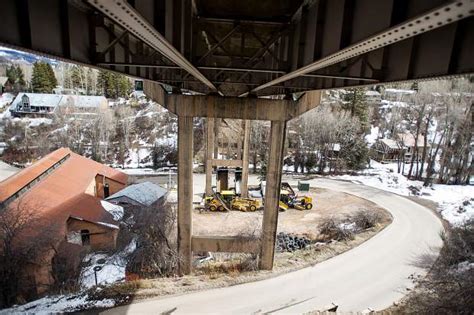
xmin=126 ymin=201 xmax=179 ymax=278
xmin=397 ymin=219 xmax=474 ymax=314
xmin=352 ymin=210 xmax=382 ymax=230
xmin=318 ymin=218 xmax=354 ymax=241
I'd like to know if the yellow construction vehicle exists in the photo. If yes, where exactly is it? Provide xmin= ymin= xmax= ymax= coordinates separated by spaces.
xmin=232 ymin=197 xmax=262 ymax=212
xmin=280 ymin=183 xmax=313 ymax=210
xmin=220 ymin=190 xmax=236 ymax=204
xmin=278 ymin=201 xmax=288 ymax=212
xmin=205 ymin=190 xmax=262 ymax=212
xmin=204 ymin=196 xmax=227 ymax=211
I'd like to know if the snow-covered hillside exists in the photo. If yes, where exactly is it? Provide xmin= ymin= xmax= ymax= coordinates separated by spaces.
xmin=333 ymin=160 xmax=474 ymax=226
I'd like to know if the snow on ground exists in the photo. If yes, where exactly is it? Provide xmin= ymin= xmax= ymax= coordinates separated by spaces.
xmin=127 ymin=147 xmax=151 ymax=168
xmin=0 ymin=293 xmax=115 ymax=315
xmin=156 ymin=134 xmax=177 ymax=147
xmin=380 ymin=99 xmax=409 ymax=109
xmin=80 ymin=239 xmax=137 ymax=289
xmin=0 ymin=93 xmax=14 ymax=108
xmin=120 ymin=167 xmax=177 ymax=176
xmin=21 ymin=117 xmax=53 ymax=127
xmin=332 ymin=160 xmax=474 ymax=226
xmin=101 ymin=200 xmax=124 ymax=221
xmin=0 ymin=108 xmax=11 ymax=119
xmin=384 ymin=88 xmax=416 ymax=95
xmin=365 ymin=125 xmax=380 ymax=145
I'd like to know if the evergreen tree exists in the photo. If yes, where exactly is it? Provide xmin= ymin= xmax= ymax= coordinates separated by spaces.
xmin=31 ymin=62 xmax=57 ymax=93
xmin=6 ymin=65 xmax=26 ymax=92
xmin=342 ymin=88 xmax=369 ymax=133
xmin=97 ymin=70 xmax=132 ymax=98
xmin=97 ymin=70 xmax=111 ymax=97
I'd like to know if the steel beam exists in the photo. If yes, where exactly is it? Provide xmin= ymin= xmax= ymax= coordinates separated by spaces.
xmin=101 ymin=30 xmax=128 ymax=56
xmin=98 ymin=62 xmax=378 ymax=83
xmin=87 ymin=0 xmax=217 ymax=91
xmin=250 ymin=0 xmax=474 ymax=93
xmin=197 ymin=17 xmax=287 ymax=27
xmin=197 ymin=25 xmax=240 ymax=64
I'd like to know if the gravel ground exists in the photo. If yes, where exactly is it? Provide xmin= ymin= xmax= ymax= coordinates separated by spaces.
xmin=131 ymin=173 xmax=389 ymax=239
xmin=193 ymin=187 xmax=388 ymax=239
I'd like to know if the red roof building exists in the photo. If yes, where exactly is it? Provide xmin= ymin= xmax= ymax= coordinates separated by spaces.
xmin=0 ymin=148 xmax=128 ymax=300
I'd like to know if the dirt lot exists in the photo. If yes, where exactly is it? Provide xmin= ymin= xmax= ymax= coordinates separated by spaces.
xmin=193 ymin=187 xmax=389 ymax=240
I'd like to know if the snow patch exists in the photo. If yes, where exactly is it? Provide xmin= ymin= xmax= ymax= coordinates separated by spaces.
xmin=80 ymin=239 xmax=137 ymax=289
xmin=100 ymin=200 xmax=124 ymax=221
xmin=0 ymin=293 xmax=115 ymax=314
xmin=365 ymin=126 xmax=379 ymax=145
xmin=27 ymin=118 xmax=53 ymax=127
xmin=332 ymin=160 xmax=474 ymax=226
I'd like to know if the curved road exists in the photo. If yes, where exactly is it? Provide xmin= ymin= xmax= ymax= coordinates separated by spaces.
xmin=105 ymin=178 xmax=444 ymax=314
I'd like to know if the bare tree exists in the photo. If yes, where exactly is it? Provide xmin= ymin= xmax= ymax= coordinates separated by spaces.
xmin=126 ymin=200 xmax=179 ymax=278
xmin=0 ymin=199 xmax=61 ymax=307
xmin=249 ymin=121 xmax=269 ymax=174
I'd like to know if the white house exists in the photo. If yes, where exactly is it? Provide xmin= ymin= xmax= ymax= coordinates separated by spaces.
xmin=9 ymin=93 xmax=108 ymax=117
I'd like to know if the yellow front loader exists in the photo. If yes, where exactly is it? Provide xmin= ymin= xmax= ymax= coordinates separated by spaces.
xmin=280 ymin=189 xmax=313 ymax=211
xmin=232 ymin=198 xmax=262 ymax=212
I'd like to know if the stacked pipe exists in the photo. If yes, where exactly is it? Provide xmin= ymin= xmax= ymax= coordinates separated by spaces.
xmin=275 ymin=232 xmax=311 ymax=252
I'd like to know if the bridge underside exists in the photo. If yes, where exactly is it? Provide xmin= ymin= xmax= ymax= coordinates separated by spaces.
xmin=1 ymin=0 xmax=472 ymax=274
xmin=0 ymin=0 xmax=473 ymax=97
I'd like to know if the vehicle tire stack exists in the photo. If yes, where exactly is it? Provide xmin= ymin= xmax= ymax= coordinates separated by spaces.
xmin=275 ymin=232 xmax=311 ymax=252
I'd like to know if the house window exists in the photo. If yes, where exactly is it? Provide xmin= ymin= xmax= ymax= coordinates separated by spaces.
xmin=19 ymin=94 xmax=30 ymax=111
xmin=81 ymin=229 xmax=90 ymax=246
xmin=104 ymin=183 xmax=110 ymax=198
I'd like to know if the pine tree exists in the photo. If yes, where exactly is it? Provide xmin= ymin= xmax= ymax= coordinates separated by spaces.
xmin=342 ymin=88 xmax=369 ymax=133
xmin=31 ymin=62 xmax=57 ymax=93
xmin=71 ymin=66 xmax=84 ymax=92
xmin=97 ymin=70 xmax=132 ymax=98
xmin=6 ymin=65 xmax=26 ymax=92
xmin=97 ymin=70 xmax=109 ymax=97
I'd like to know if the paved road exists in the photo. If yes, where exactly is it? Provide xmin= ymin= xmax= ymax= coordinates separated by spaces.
xmin=105 ymin=178 xmax=444 ymax=314
xmin=0 ymin=160 xmax=19 ymax=182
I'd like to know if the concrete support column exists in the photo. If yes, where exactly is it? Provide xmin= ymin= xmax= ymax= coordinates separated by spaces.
xmin=241 ymin=120 xmax=251 ymax=198
xmin=236 ymin=124 xmax=243 ymax=160
xmin=178 ymin=116 xmax=193 ymax=275
xmin=214 ymin=118 xmax=221 ymax=158
xmin=205 ymin=118 xmax=215 ymax=196
xmin=260 ymin=120 xmax=287 ymax=270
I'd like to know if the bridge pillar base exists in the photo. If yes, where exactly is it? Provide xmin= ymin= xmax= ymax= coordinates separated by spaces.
xmin=259 ymin=120 xmax=287 ymax=270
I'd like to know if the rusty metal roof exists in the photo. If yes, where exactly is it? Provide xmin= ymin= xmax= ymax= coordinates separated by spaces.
xmin=0 ymin=148 xmax=128 ymax=227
